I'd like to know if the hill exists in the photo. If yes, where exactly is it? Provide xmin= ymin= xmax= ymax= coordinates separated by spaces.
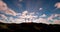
xmin=0 ymin=22 xmax=60 ymax=32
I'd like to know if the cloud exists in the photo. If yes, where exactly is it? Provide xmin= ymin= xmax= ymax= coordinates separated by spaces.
xmin=0 ymin=11 xmax=37 ymax=23
xmin=47 ymin=14 xmax=60 ymax=24
xmin=0 ymin=11 xmax=60 ymax=24
xmin=18 ymin=11 xmax=38 ymax=23
xmin=47 ymin=14 xmax=60 ymax=20
xmin=34 ymin=14 xmax=60 ymax=24
xmin=19 ymin=11 xmax=37 ymax=19
xmin=55 ymin=2 xmax=60 ymax=8
xmin=54 ymin=14 xmax=60 ymax=17
xmin=34 ymin=18 xmax=50 ymax=24
xmin=39 ymin=14 xmax=46 ymax=17
xmin=0 ymin=20 xmax=3 ymax=22
xmin=0 ymin=14 xmax=7 ymax=19
xmin=14 ymin=18 xmax=25 ymax=24
xmin=47 ymin=15 xmax=54 ymax=20
xmin=22 ymin=11 xmax=28 ymax=16
xmin=39 ymin=8 xmax=43 ymax=10
xmin=0 ymin=0 xmax=7 ymax=10
xmin=52 ymin=20 xmax=60 ymax=24
xmin=5 ymin=9 xmax=17 ymax=16
xmin=0 ymin=0 xmax=17 ymax=16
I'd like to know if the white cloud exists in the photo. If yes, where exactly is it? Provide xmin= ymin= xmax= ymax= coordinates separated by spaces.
xmin=48 ymin=15 xmax=54 ymax=20
xmin=0 ymin=14 xmax=7 ymax=19
xmin=0 ymin=11 xmax=37 ymax=23
xmin=5 ymin=9 xmax=17 ymax=16
xmin=34 ymin=14 xmax=60 ymax=24
xmin=0 ymin=20 xmax=3 ymax=22
xmin=39 ymin=14 xmax=46 ymax=17
xmin=34 ymin=18 xmax=50 ymax=24
xmin=18 ymin=11 xmax=38 ymax=22
xmin=0 ymin=10 xmax=60 ymax=24
xmin=52 ymin=20 xmax=60 ymax=24
xmin=54 ymin=14 xmax=60 ymax=17
xmin=0 ymin=1 xmax=7 ymax=10
xmin=0 ymin=0 xmax=17 ymax=16
xmin=39 ymin=8 xmax=43 ymax=10
xmin=47 ymin=14 xmax=60 ymax=24
xmin=22 ymin=11 xmax=28 ymax=16
xmin=47 ymin=14 xmax=60 ymax=20
xmin=55 ymin=2 xmax=60 ymax=8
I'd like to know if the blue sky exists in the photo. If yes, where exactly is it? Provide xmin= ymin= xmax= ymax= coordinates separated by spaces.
xmin=3 ymin=0 xmax=60 ymax=15
xmin=0 ymin=0 xmax=60 ymax=24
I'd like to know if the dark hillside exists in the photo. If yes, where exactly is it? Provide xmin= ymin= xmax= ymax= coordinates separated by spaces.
xmin=0 ymin=22 xmax=60 ymax=32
